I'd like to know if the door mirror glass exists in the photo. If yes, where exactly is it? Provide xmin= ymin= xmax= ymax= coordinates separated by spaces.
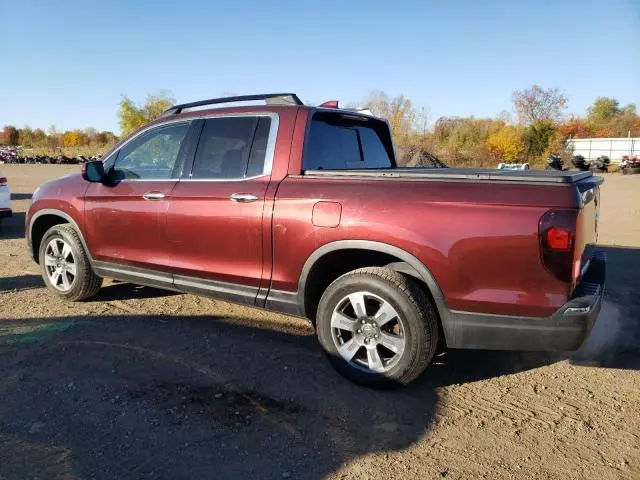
xmin=82 ymin=160 xmax=106 ymax=183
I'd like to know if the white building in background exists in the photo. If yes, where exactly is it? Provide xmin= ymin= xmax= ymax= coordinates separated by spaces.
xmin=566 ymin=136 xmax=638 ymax=163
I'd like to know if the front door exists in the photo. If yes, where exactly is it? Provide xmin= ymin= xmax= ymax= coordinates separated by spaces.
xmin=84 ymin=121 xmax=192 ymax=273
xmin=165 ymin=114 xmax=276 ymax=304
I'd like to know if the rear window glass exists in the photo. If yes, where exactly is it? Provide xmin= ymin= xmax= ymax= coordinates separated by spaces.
xmin=303 ymin=112 xmax=394 ymax=170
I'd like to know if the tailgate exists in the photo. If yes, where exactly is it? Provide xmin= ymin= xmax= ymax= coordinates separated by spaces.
xmin=573 ymin=176 xmax=603 ymax=288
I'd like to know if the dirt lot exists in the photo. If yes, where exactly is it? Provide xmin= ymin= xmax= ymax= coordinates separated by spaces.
xmin=1 ymin=165 xmax=638 ymax=480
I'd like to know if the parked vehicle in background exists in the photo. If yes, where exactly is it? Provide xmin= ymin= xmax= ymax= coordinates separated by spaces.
xmin=26 ymin=93 xmax=606 ymax=387
xmin=621 ymin=155 xmax=640 ymax=175
xmin=590 ymin=156 xmax=610 ymax=173
xmin=546 ymin=154 xmax=565 ymax=171
xmin=0 ymin=174 xmax=12 ymax=225
xmin=571 ymin=154 xmax=590 ymax=171
xmin=0 ymin=146 xmax=19 ymax=164
xmin=497 ymin=162 xmax=530 ymax=170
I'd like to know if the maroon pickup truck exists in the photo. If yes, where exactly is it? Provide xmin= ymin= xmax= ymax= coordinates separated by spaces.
xmin=26 ymin=93 xmax=605 ymax=387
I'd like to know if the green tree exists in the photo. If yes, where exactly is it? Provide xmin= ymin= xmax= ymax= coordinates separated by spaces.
xmin=118 ymin=91 xmax=175 ymax=136
xmin=605 ymin=104 xmax=639 ymax=137
xmin=587 ymin=97 xmax=620 ymax=122
xmin=522 ymin=120 xmax=557 ymax=158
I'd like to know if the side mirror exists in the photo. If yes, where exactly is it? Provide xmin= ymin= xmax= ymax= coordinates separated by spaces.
xmin=82 ymin=160 xmax=106 ymax=183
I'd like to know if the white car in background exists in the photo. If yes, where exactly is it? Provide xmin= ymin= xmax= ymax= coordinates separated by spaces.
xmin=0 ymin=174 xmax=11 ymax=225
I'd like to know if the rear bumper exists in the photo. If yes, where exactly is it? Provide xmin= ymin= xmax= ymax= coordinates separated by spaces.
xmin=444 ymin=250 xmax=606 ymax=351
xmin=0 ymin=208 xmax=12 ymax=218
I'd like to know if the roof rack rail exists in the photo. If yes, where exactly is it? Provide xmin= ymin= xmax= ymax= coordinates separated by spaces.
xmin=163 ymin=93 xmax=304 ymax=115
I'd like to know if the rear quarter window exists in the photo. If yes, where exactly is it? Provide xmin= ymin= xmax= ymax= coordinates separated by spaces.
xmin=303 ymin=112 xmax=394 ymax=170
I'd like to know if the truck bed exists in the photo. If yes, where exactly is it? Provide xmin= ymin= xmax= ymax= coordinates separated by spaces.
xmin=303 ymin=167 xmax=595 ymax=185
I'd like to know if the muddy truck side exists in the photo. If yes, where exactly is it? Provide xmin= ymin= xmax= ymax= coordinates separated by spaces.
xmin=26 ymin=94 xmax=605 ymax=386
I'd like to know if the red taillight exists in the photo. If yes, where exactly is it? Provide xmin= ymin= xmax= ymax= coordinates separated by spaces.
xmin=539 ymin=210 xmax=577 ymax=283
xmin=0 ymin=177 xmax=7 ymax=186
xmin=546 ymin=227 xmax=571 ymax=250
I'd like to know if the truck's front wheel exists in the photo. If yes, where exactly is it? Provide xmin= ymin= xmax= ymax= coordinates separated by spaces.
xmin=39 ymin=224 xmax=102 ymax=301
xmin=316 ymin=267 xmax=439 ymax=387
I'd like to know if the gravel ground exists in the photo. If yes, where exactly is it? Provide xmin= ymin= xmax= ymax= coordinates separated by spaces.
xmin=0 ymin=165 xmax=638 ymax=480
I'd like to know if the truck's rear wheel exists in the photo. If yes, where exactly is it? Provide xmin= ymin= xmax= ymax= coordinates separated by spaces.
xmin=316 ymin=267 xmax=439 ymax=387
xmin=39 ymin=224 xmax=102 ymax=301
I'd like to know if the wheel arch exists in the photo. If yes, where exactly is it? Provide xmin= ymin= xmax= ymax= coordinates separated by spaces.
xmin=297 ymin=240 xmax=450 ymax=329
xmin=29 ymin=209 xmax=92 ymax=265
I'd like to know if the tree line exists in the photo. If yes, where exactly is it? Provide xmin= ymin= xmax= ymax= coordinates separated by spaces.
xmin=362 ymin=87 xmax=640 ymax=167
xmin=0 ymin=92 xmax=173 ymax=154
xmin=0 ymin=125 xmax=118 ymax=151
xmin=2 ymin=87 xmax=638 ymax=166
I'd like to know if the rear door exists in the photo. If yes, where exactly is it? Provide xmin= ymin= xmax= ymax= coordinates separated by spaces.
xmin=84 ymin=121 xmax=192 ymax=274
xmin=165 ymin=113 xmax=277 ymax=305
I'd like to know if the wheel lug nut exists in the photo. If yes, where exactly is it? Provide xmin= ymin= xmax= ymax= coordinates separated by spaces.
xmin=364 ymin=338 xmax=369 ymax=344
xmin=374 ymin=334 xmax=379 ymax=339
xmin=356 ymin=329 xmax=361 ymax=334
xmin=372 ymin=322 xmax=377 ymax=327
xmin=361 ymin=319 xmax=366 ymax=324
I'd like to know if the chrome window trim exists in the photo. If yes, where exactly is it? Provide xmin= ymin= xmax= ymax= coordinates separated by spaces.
xmin=179 ymin=173 xmax=270 ymax=183
xmin=117 ymin=174 xmax=270 ymax=183
xmin=260 ymin=112 xmax=279 ymax=175
xmin=114 ymin=179 xmax=177 ymax=183
xmin=105 ymin=112 xmax=279 ymax=183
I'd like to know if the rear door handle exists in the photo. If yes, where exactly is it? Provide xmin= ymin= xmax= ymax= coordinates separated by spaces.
xmin=230 ymin=193 xmax=260 ymax=203
xmin=143 ymin=192 xmax=166 ymax=200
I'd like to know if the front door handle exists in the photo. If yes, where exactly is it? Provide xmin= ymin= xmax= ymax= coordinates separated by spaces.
xmin=230 ymin=193 xmax=260 ymax=203
xmin=143 ymin=192 xmax=166 ymax=200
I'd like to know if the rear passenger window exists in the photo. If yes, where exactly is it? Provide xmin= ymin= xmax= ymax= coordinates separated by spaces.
xmin=303 ymin=112 xmax=394 ymax=170
xmin=190 ymin=116 xmax=272 ymax=180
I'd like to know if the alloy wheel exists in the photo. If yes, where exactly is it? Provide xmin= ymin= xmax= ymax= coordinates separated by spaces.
xmin=44 ymin=238 xmax=77 ymax=292
xmin=330 ymin=291 xmax=406 ymax=373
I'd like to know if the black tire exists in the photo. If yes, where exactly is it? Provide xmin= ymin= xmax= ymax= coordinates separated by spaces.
xmin=39 ymin=224 xmax=102 ymax=301
xmin=316 ymin=267 xmax=439 ymax=388
xmin=622 ymin=167 xmax=640 ymax=175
